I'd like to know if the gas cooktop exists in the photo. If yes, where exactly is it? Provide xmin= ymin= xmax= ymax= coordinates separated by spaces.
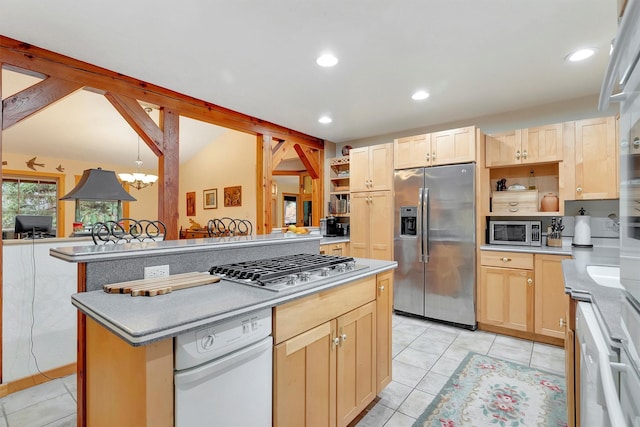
xmin=209 ymin=253 xmax=368 ymax=292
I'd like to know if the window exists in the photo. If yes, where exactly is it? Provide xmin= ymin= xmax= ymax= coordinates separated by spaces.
xmin=77 ymin=200 xmax=121 ymax=225
xmin=283 ymin=195 xmax=297 ymax=226
xmin=2 ymin=175 xmax=58 ymax=231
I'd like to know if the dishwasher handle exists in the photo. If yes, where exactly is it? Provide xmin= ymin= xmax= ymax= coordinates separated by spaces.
xmin=175 ymin=336 xmax=272 ymax=385
xmin=599 ymin=351 xmax=626 ymax=427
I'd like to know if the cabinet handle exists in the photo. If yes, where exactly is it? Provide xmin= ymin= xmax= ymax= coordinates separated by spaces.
xmin=341 ymin=333 xmax=348 ymax=344
xmin=426 ymin=153 xmax=430 ymax=160
xmin=335 ymin=245 xmax=340 ymax=248
xmin=432 ymin=152 xmax=436 ymax=160
xmin=559 ymin=317 xmax=566 ymax=328
xmin=633 ymin=137 xmax=640 ymax=149
xmin=501 ymin=257 xmax=511 ymax=262
xmin=509 ymin=208 xmax=519 ymax=212
xmin=515 ymin=150 xmax=521 ymax=160
xmin=527 ymin=278 xmax=533 ymax=286
xmin=577 ymin=186 xmax=582 ymax=193
xmin=332 ymin=336 xmax=340 ymax=349
xmin=509 ymin=202 xmax=519 ymax=206
xmin=378 ymin=285 xmax=385 ymax=291
xmin=522 ymin=149 xmax=528 ymax=159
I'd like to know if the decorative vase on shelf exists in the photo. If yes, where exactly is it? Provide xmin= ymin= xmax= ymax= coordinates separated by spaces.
xmin=540 ymin=193 xmax=559 ymax=212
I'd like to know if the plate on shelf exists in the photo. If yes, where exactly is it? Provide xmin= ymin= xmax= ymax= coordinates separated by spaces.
xmin=507 ymin=184 xmax=526 ymax=191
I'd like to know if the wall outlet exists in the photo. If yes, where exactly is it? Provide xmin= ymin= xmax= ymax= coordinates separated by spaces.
xmin=144 ymin=265 xmax=170 ymax=279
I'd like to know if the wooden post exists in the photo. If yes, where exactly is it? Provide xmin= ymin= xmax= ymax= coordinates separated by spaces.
xmin=256 ymin=133 xmax=273 ymax=235
xmin=158 ymin=108 xmax=179 ymax=240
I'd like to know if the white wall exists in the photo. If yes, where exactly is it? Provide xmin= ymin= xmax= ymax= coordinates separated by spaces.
xmin=178 ymin=130 xmax=257 ymax=231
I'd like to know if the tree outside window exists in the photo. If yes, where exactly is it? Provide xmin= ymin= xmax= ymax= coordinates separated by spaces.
xmin=2 ymin=176 xmax=58 ymax=231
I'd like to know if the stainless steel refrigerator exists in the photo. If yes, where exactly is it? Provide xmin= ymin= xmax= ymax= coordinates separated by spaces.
xmin=393 ymin=163 xmax=476 ymax=329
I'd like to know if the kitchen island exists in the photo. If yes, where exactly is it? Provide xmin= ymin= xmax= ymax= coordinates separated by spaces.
xmin=53 ymin=234 xmax=396 ymax=427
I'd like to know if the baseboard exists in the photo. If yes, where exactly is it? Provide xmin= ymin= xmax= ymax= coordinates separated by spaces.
xmin=478 ymin=322 xmax=564 ymax=347
xmin=0 ymin=363 xmax=76 ymax=398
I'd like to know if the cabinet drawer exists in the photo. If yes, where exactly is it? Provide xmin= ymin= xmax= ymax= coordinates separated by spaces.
xmin=481 ymin=251 xmax=534 ymax=269
xmin=492 ymin=190 xmax=538 ymax=214
xmin=273 ymin=276 xmax=376 ymax=344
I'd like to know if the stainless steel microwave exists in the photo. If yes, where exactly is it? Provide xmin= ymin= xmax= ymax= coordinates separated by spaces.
xmin=489 ymin=220 xmax=541 ymax=246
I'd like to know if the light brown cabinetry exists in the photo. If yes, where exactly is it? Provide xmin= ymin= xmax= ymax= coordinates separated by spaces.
xmin=394 ymin=126 xmax=476 ymax=169
xmin=491 ymin=189 xmax=539 ymax=215
xmin=320 ymin=242 xmax=350 ymax=256
xmin=486 ymin=123 xmax=563 ymax=167
xmin=564 ymin=298 xmax=578 ymax=427
xmin=273 ymin=274 xmax=393 ymax=427
xmin=534 ymin=254 xmax=571 ymax=339
xmin=329 ymin=156 xmax=350 ymax=217
xmin=568 ymin=116 xmax=618 ymax=200
xmin=350 ymin=143 xmax=393 ymax=192
xmin=478 ymin=250 xmax=568 ymax=344
xmin=479 ymin=251 xmax=534 ymax=332
xmin=349 ymin=191 xmax=393 ymax=260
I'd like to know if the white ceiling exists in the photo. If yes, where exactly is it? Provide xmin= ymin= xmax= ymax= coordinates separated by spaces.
xmin=0 ymin=0 xmax=619 ymax=160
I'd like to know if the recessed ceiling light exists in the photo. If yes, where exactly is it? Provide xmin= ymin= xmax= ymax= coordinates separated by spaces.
xmin=318 ymin=116 xmax=332 ymax=124
xmin=566 ymin=48 xmax=597 ymax=62
xmin=316 ymin=54 xmax=338 ymax=67
xmin=411 ymin=90 xmax=430 ymax=101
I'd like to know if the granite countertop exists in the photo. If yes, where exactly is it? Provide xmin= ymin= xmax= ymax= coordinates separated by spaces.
xmin=51 ymin=233 xmax=323 ymax=262
xmin=561 ymin=246 xmax=625 ymax=346
xmin=72 ymin=258 xmax=397 ymax=346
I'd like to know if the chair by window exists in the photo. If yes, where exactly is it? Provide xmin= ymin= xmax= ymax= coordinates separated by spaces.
xmin=91 ymin=218 xmax=166 ymax=244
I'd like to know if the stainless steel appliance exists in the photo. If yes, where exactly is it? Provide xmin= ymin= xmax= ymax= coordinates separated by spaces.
xmin=209 ymin=253 xmax=367 ymax=292
xmin=600 ymin=1 xmax=640 ymax=424
xmin=393 ymin=163 xmax=477 ymax=328
xmin=174 ymin=308 xmax=272 ymax=427
xmin=488 ymin=220 xmax=542 ymax=246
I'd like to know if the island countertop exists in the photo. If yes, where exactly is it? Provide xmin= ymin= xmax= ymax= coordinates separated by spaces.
xmin=72 ymin=258 xmax=397 ymax=346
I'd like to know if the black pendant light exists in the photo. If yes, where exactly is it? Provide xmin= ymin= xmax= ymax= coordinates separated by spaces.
xmin=60 ymin=168 xmax=136 ymax=201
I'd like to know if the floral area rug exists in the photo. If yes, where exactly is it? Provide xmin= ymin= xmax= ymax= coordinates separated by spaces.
xmin=413 ymin=352 xmax=567 ymax=427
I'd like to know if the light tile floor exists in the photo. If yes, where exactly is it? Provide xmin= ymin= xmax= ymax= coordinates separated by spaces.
xmin=354 ymin=313 xmax=565 ymax=427
xmin=0 ymin=313 xmax=565 ymax=427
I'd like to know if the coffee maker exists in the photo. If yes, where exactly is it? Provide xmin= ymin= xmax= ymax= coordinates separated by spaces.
xmin=324 ymin=216 xmax=338 ymax=237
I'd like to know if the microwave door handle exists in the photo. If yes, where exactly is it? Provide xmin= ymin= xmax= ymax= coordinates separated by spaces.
xmin=424 ymin=188 xmax=430 ymax=263
xmin=417 ymin=188 xmax=424 ymax=263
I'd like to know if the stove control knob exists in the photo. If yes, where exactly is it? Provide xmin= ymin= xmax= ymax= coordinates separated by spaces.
xmin=201 ymin=333 xmax=216 ymax=350
xmin=286 ymin=274 xmax=298 ymax=285
xmin=346 ymin=261 xmax=356 ymax=271
xmin=299 ymin=271 xmax=311 ymax=282
xmin=336 ymin=263 xmax=347 ymax=273
xmin=320 ymin=267 xmax=330 ymax=276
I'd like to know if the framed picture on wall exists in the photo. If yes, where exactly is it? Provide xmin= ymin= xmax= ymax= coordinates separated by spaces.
xmin=186 ymin=192 xmax=196 ymax=216
xmin=224 ymin=186 xmax=242 ymax=207
xmin=203 ymin=188 xmax=218 ymax=209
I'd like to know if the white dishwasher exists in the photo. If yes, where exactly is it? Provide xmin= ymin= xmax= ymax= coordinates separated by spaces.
xmin=174 ymin=308 xmax=272 ymax=427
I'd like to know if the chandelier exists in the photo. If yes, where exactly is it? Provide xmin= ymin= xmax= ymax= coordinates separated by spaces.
xmin=118 ymin=108 xmax=159 ymax=190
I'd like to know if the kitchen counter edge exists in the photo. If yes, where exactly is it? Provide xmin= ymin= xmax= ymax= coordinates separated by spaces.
xmin=72 ymin=259 xmax=397 ymax=347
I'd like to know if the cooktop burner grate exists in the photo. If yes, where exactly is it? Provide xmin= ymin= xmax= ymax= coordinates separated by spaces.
xmin=209 ymin=253 xmax=355 ymax=282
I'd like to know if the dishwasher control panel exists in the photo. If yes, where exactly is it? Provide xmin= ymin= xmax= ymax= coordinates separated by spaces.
xmin=175 ymin=307 xmax=272 ymax=371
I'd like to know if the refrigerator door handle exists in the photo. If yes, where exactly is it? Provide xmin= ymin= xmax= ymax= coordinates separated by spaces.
xmin=424 ymin=188 xmax=430 ymax=263
xmin=417 ymin=187 xmax=424 ymax=263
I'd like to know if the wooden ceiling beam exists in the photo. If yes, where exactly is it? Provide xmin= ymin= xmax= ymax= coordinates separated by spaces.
xmin=272 ymin=140 xmax=296 ymax=169
xmin=2 ymin=76 xmax=83 ymax=130
xmin=293 ymin=144 xmax=320 ymax=179
xmin=104 ymin=92 xmax=164 ymax=157
xmin=0 ymin=37 xmax=324 ymax=148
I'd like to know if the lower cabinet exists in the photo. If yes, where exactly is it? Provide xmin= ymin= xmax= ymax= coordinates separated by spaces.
xmin=478 ymin=250 xmax=569 ymax=343
xmin=320 ymin=242 xmax=350 ymax=256
xmin=273 ymin=273 xmax=392 ymax=427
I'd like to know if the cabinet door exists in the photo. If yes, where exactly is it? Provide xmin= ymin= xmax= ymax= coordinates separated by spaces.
xmin=369 ymin=191 xmax=393 ymax=260
xmin=369 ymin=143 xmax=393 ymax=191
xmin=522 ymin=123 xmax=563 ymax=164
xmin=336 ymin=302 xmax=376 ymax=427
xmin=534 ymin=254 xmax=571 ymax=339
xmin=394 ymin=134 xmax=430 ymax=169
xmin=431 ymin=126 xmax=476 ymax=166
xmin=479 ymin=266 xmax=533 ymax=332
xmin=375 ymin=271 xmax=393 ymax=393
xmin=574 ymin=116 xmax=618 ymax=199
xmin=274 ymin=320 xmax=337 ymax=427
xmin=485 ymin=129 xmax=522 ymax=167
xmin=349 ymin=147 xmax=370 ymax=192
xmin=349 ymin=193 xmax=370 ymax=258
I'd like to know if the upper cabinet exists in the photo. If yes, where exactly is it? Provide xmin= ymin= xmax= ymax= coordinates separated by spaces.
xmin=486 ymin=123 xmax=563 ymax=167
xmin=568 ymin=116 xmax=619 ymax=200
xmin=350 ymin=143 xmax=393 ymax=192
xmin=394 ymin=126 xmax=476 ymax=169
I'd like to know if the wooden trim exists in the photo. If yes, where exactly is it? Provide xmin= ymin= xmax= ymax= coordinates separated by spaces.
xmin=158 ymin=107 xmax=179 ymax=240
xmin=77 ymin=263 xmax=87 ymax=427
xmin=477 ymin=322 xmax=564 ymax=347
xmin=272 ymin=140 xmax=295 ymax=169
xmin=1 ymin=169 xmax=67 ymax=237
xmin=257 ymin=134 xmax=273 ymax=235
xmin=0 ymin=36 xmax=323 ymax=148
xmin=293 ymin=144 xmax=320 ymax=179
xmin=0 ymin=363 xmax=77 ymax=398
xmin=2 ymin=76 xmax=83 ymax=130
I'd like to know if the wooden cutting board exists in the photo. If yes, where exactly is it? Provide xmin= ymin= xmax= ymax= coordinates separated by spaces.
xmin=103 ymin=272 xmax=221 ymax=297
